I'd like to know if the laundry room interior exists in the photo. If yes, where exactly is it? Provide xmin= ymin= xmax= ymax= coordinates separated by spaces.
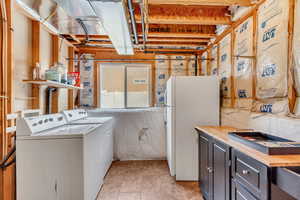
xmin=1 ymin=0 xmax=300 ymax=200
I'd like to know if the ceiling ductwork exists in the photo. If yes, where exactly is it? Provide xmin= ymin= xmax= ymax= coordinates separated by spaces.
xmin=17 ymin=0 xmax=134 ymax=55
xmin=89 ymin=0 xmax=134 ymax=55
xmin=53 ymin=0 xmax=134 ymax=55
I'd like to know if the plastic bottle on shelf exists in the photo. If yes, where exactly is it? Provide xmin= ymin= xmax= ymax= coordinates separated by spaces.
xmin=32 ymin=63 xmax=41 ymax=80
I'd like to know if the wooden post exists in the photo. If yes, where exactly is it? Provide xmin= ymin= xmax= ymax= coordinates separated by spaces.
xmin=168 ymin=55 xmax=172 ymax=77
xmin=0 ymin=1 xmax=7 ymax=199
xmin=151 ymin=62 xmax=156 ymax=106
xmin=231 ymin=31 xmax=236 ymax=108
xmin=185 ymin=56 xmax=189 ymax=76
xmin=198 ymin=55 xmax=202 ymax=76
xmin=252 ymin=9 xmax=258 ymax=102
xmin=31 ymin=21 xmax=40 ymax=109
xmin=93 ymin=60 xmax=99 ymax=108
xmin=51 ymin=35 xmax=60 ymax=113
xmin=4 ymin=0 xmax=15 ymax=199
xmin=68 ymin=46 xmax=75 ymax=110
xmin=51 ymin=35 xmax=59 ymax=66
xmin=288 ymin=0 xmax=296 ymax=112
xmin=207 ymin=49 xmax=212 ymax=75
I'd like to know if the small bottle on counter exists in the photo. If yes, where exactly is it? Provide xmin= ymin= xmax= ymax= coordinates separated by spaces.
xmin=32 ymin=63 xmax=41 ymax=80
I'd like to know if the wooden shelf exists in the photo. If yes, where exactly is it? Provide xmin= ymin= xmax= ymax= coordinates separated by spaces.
xmin=23 ymin=80 xmax=83 ymax=90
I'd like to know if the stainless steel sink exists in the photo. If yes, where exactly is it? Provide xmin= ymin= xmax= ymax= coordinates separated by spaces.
xmin=228 ymin=132 xmax=300 ymax=155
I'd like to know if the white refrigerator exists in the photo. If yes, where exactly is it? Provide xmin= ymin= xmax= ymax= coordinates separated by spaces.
xmin=165 ymin=76 xmax=220 ymax=181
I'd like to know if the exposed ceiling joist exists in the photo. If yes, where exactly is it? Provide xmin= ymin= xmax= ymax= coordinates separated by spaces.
xmin=144 ymin=37 xmax=210 ymax=43
xmin=79 ymin=46 xmax=203 ymax=54
xmin=135 ymin=0 xmax=253 ymax=6
xmin=146 ymin=42 xmax=207 ymax=47
xmin=72 ymin=40 xmax=206 ymax=48
xmin=143 ymin=32 xmax=215 ymax=38
xmin=135 ymin=5 xmax=231 ymax=25
xmin=75 ymin=35 xmax=109 ymax=40
xmin=136 ymin=15 xmax=230 ymax=25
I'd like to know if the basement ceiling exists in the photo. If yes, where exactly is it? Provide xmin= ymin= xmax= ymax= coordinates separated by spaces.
xmin=17 ymin=0 xmax=256 ymax=54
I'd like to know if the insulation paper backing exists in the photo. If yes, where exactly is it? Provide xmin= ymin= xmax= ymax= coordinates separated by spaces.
xmin=89 ymin=108 xmax=166 ymax=160
xmin=80 ymin=54 xmax=94 ymax=107
xmin=201 ymin=52 xmax=208 ymax=75
xmin=234 ymin=17 xmax=254 ymax=110
xmin=210 ymin=45 xmax=218 ymax=76
xmin=251 ymin=98 xmax=289 ymax=115
xmin=155 ymin=55 xmax=169 ymax=105
xmin=256 ymin=0 xmax=289 ymax=99
xmin=170 ymin=55 xmax=187 ymax=76
xmin=219 ymin=34 xmax=232 ymax=99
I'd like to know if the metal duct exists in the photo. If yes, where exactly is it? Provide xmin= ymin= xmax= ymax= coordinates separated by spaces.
xmin=17 ymin=0 xmax=135 ymax=55
xmin=89 ymin=0 xmax=134 ymax=55
xmin=16 ymin=0 xmax=83 ymax=34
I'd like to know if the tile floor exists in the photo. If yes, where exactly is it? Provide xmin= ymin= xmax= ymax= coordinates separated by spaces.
xmin=97 ymin=160 xmax=203 ymax=200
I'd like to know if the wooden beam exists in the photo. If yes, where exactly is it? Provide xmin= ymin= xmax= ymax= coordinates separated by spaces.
xmin=146 ymin=43 xmax=206 ymax=48
xmin=137 ymin=16 xmax=231 ymax=25
xmin=0 ymin=1 xmax=8 ymax=199
xmin=140 ymin=0 xmax=253 ymax=6
xmin=4 ymin=0 xmax=15 ymax=199
xmin=68 ymin=47 xmax=75 ymax=110
xmin=31 ymin=21 xmax=40 ymax=109
xmin=151 ymin=62 xmax=155 ymax=106
xmin=79 ymin=46 xmax=203 ymax=54
xmin=145 ymin=37 xmax=210 ymax=43
xmin=75 ymin=35 xmax=109 ymax=40
xmin=51 ymin=35 xmax=59 ymax=66
xmin=288 ymin=0 xmax=296 ymax=112
xmin=144 ymin=32 xmax=215 ymax=38
xmin=135 ymin=5 xmax=231 ymax=25
xmin=94 ymin=61 xmax=99 ymax=108
xmin=51 ymin=35 xmax=59 ymax=113
xmin=252 ymin=9 xmax=258 ymax=101
xmin=146 ymin=41 xmax=207 ymax=45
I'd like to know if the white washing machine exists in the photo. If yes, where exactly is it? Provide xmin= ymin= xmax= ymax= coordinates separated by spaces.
xmin=62 ymin=109 xmax=115 ymax=184
xmin=16 ymin=113 xmax=113 ymax=200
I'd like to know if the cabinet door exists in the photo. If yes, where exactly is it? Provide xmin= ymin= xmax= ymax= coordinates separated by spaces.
xmin=211 ymin=140 xmax=231 ymax=200
xmin=199 ymin=133 xmax=210 ymax=199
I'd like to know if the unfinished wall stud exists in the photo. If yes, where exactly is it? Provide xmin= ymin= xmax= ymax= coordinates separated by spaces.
xmin=68 ymin=46 xmax=75 ymax=110
xmin=31 ymin=21 xmax=40 ymax=109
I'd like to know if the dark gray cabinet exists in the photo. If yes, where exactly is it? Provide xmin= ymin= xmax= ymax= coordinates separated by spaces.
xmin=198 ymin=131 xmax=231 ymax=200
xmin=197 ymin=129 xmax=300 ymax=200
xmin=199 ymin=134 xmax=210 ymax=200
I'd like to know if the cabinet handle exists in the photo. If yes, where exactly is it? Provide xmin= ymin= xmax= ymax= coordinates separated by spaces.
xmin=242 ymin=170 xmax=249 ymax=175
xmin=207 ymin=167 xmax=213 ymax=173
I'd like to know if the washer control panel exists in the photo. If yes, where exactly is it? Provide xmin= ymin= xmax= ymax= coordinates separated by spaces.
xmin=24 ymin=113 xmax=67 ymax=134
xmin=62 ymin=109 xmax=87 ymax=122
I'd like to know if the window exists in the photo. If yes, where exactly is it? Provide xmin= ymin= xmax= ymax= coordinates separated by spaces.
xmin=100 ymin=64 xmax=151 ymax=108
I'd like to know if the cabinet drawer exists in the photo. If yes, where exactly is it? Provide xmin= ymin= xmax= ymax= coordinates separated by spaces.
xmin=232 ymin=179 xmax=258 ymax=200
xmin=236 ymin=158 xmax=260 ymax=188
xmin=232 ymin=150 xmax=269 ymax=200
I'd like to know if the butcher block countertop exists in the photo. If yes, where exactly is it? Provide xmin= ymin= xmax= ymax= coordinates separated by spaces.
xmin=195 ymin=126 xmax=300 ymax=167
